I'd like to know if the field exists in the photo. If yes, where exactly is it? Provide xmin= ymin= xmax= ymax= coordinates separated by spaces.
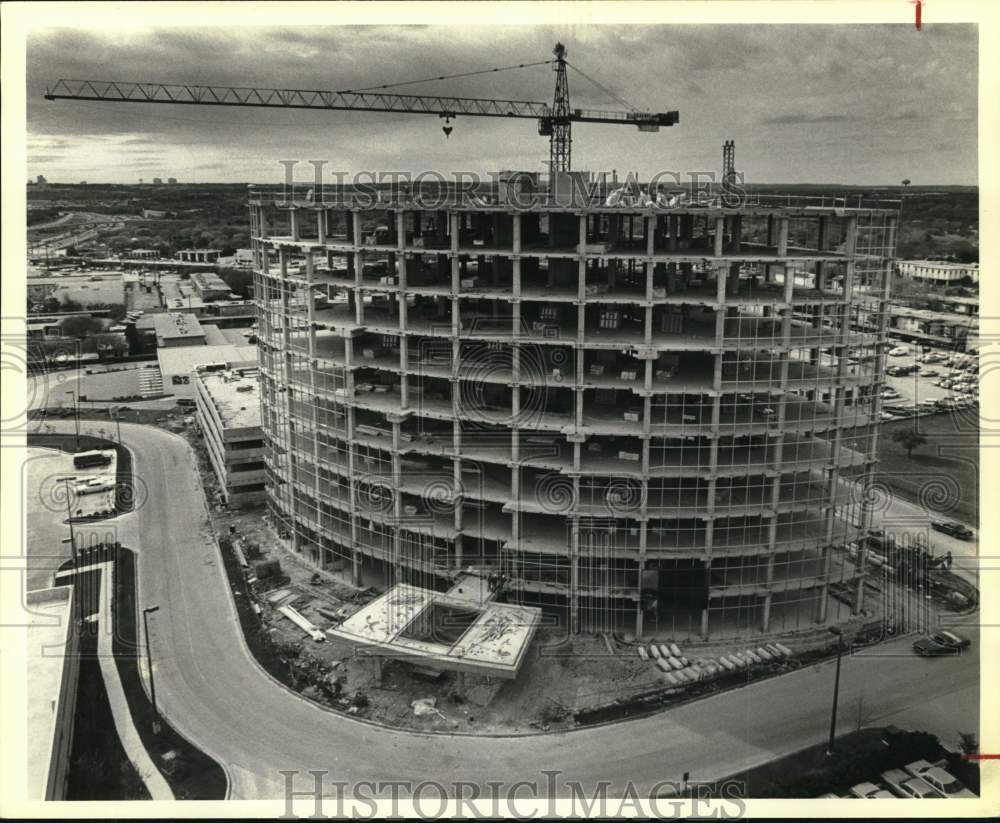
xmin=844 ymin=411 xmax=979 ymax=526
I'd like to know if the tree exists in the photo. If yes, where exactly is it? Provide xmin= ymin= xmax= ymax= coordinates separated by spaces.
xmin=853 ymin=693 xmax=875 ymax=732
xmin=892 ymin=428 xmax=928 ymax=458
xmin=958 ymin=732 xmax=978 ymax=756
xmin=60 ymin=315 xmax=104 ymax=339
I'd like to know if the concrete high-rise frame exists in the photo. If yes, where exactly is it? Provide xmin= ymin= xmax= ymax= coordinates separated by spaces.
xmin=251 ymin=180 xmax=897 ymax=640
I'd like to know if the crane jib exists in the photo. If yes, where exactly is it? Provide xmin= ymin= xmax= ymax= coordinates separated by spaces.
xmin=44 ymin=80 xmax=678 ymax=128
xmin=44 ymin=46 xmax=680 ymax=174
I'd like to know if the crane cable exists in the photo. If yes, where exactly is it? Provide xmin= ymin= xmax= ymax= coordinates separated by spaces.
xmin=339 ymin=59 xmax=556 ymax=94
xmin=565 ymin=60 xmax=642 ymax=112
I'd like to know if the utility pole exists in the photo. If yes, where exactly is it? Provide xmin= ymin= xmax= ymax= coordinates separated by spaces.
xmin=827 ymin=627 xmax=845 ymax=755
xmin=143 ymin=605 xmax=161 ymax=732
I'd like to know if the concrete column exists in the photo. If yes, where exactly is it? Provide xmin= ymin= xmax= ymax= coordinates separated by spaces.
xmin=713 ymin=217 xmax=725 ymax=256
xmin=777 ymin=218 xmax=789 ymax=257
xmin=317 ymin=209 xmax=327 ymax=244
xmin=570 ymin=518 xmax=580 ymax=634
xmin=290 ymin=208 xmax=301 ymax=242
xmin=512 ymin=213 xmax=521 ymax=255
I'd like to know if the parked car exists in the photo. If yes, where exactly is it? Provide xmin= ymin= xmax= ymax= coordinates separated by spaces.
xmin=850 ymin=781 xmax=894 ymax=799
xmin=905 ymin=761 xmax=976 ymax=798
xmin=882 ymin=768 xmax=940 ymax=799
xmin=888 ymin=346 xmax=910 ymax=356
xmin=922 ymin=369 xmax=940 ymax=377
xmin=928 ymin=629 xmax=971 ymax=650
xmin=914 ymin=635 xmax=962 ymax=657
xmin=931 ymin=520 xmax=974 ymax=540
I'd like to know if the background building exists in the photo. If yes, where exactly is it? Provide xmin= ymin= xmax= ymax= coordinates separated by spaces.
xmin=194 ymin=366 xmax=266 ymax=507
xmin=252 ymin=179 xmax=897 ymax=640
xmin=896 ymin=259 xmax=978 ymax=285
xmin=176 ymin=248 xmax=221 ymax=263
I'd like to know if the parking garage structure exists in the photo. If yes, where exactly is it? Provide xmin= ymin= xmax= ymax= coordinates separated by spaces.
xmin=250 ymin=182 xmax=898 ymax=640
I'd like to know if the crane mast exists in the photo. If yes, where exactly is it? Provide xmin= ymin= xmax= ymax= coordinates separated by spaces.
xmin=550 ymin=42 xmax=572 ymax=174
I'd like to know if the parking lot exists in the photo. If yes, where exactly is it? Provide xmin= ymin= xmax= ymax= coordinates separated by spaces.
xmin=879 ymin=344 xmax=978 ymax=419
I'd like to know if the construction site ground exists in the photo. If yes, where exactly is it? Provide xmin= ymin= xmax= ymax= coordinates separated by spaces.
xmin=177 ymin=413 xmax=975 ymax=735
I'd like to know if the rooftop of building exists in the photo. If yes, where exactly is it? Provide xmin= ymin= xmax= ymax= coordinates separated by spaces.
xmin=152 ymin=311 xmax=204 ymax=341
xmin=890 ymin=304 xmax=980 ymax=324
xmin=195 ymin=366 xmax=261 ymax=429
xmin=156 ymin=342 xmax=257 ymax=376
xmin=248 ymin=180 xmax=901 ymax=216
xmin=898 ymin=259 xmax=979 ymax=270
xmin=26 ymin=585 xmax=75 ymax=801
xmin=190 ymin=270 xmax=230 ymax=289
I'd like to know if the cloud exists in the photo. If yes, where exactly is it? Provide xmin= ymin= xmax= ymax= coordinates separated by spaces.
xmin=761 ymin=112 xmax=857 ymax=126
xmin=23 ymin=23 xmax=978 ymax=185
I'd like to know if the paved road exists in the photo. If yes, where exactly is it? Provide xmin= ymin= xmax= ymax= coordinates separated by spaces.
xmin=43 ymin=419 xmax=980 ymax=804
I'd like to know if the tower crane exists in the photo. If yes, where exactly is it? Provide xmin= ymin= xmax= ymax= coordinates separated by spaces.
xmin=45 ymin=42 xmax=678 ymax=175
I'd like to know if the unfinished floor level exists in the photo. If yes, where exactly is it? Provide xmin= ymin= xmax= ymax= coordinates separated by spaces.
xmin=251 ymin=178 xmax=898 ymax=640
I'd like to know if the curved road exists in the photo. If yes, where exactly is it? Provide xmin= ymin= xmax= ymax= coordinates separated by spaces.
xmin=54 ymin=419 xmax=979 ymax=803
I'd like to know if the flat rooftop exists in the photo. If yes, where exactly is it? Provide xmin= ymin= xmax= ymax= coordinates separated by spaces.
xmin=153 ymin=311 xmax=204 ymax=342
xmin=197 ymin=368 xmax=261 ymax=429
xmin=190 ymin=271 xmax=231 ymax=291
xmin=156 ymin=342 xmax=258 ymax=376
xmin=328 ymin=582 xmax=542 ymax=679
xmin=26 ymin=585 xmax=75 ymax=800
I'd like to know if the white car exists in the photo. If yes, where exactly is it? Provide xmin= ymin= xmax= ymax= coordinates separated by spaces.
xmin=888 ymin=347 xmax=910 ymax=356
xmin=882 ymin=768 xmax=939 ymax=799
xmin=909 ymin=764 xmax=976 ymax=798
xmin=850 ymin=781 xmax=894 ymax=799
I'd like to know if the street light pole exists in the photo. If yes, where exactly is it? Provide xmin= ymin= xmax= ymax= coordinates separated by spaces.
xmin=112 ymin=408 xmax=122 ymax=444
xmin=66 ymin=390 xmax=80 ymax=450
xmin=142 ymin=605 xmax=161 ymax=732
xmin=61 ymin=477 xmax=77 ymax=564
xmin=827 ymin=627 xmax=844 ymax=755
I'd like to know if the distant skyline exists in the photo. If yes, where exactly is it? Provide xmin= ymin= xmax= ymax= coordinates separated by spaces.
xmin=27 ymin=24 xmax=978 ymax=185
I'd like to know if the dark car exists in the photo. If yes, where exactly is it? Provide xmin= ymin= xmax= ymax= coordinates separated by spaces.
xmin=913 ymin=630 xmax=971 ymax=657
xmin=930 ymin=520 xmax=974 ymax=540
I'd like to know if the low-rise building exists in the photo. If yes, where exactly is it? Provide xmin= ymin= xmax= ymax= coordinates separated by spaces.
xmin=152 ymin=312 xmax=207 ymax=348
xmin=176 ymin=248 xmax=221 ymax=263
xmin=887 ymin=305 xmax=977 ymax=348
xmin=26 ymin=585 xmax=79 ymax=800
xmin=189 ymin=271 xmax=233 ymax=302
xmin=193 ymin=366 xmax=266 ymax=507
xmin=896 ymin=259 xmax=979 ymax=285
xmin=126 ymin=248 xmax=159 ymax=260
xmin=156 ymin=343 xmax=258 ymax=398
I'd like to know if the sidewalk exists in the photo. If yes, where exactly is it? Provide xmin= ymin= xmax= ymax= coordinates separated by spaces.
xmin=92 ymin=562 xmax=174 ymax=800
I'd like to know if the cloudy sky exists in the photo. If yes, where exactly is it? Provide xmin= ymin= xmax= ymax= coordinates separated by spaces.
xmin=26 ymin=24 xmax=978 ymax=185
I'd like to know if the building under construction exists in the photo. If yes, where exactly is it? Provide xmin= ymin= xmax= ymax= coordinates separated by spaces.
xmin=251 ymin=174 xmax=898 ymax=640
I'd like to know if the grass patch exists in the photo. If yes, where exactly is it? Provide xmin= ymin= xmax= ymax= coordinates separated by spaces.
xmin=844 ymin=412 xmax=978 ymax=526
xmin=701 ymin=726 xmax=979 ymax=798
xmin=66 ymin=628 xmax=150 ymax=800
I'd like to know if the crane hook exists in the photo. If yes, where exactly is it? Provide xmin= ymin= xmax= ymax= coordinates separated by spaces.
xmin=442 ymin=116 xmax=453 ymax=138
